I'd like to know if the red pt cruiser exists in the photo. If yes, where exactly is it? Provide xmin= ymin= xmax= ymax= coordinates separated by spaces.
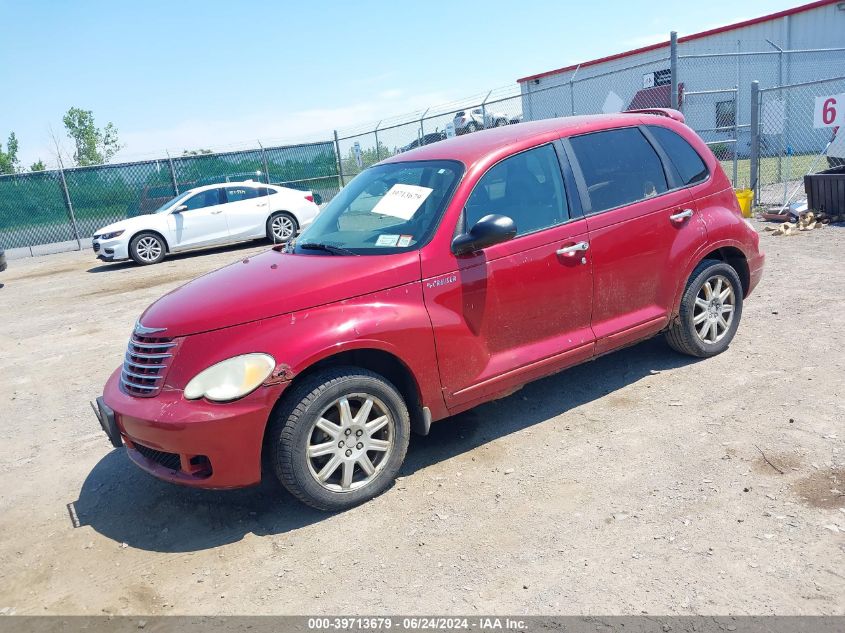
xmin=94 ymin=111 xmax=764 ymax=510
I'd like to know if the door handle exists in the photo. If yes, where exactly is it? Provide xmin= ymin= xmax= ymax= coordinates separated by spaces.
xmin=556 ymin=241 xmax=589 ymax=256
xmin=670 ymin=208 xmax=694 ymax=223
xmin=211 ymin=209 xmax=223 ymax=214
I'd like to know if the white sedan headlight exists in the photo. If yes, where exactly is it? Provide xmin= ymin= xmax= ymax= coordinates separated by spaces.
xmin=184 ymin=353 xmax=276 ymax=402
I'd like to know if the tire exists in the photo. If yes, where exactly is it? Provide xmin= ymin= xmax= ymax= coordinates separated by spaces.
xmin=268 ymin=366 xmax=410 ymax=511
xmin=129 ymin=232 xmax=166 ymax=266
xmin=495 ymin=118 xmax=507 ymax=127
xmin=266 ymin=212 xmax=298 ymax=243
xmin=665 ymin=259 xmax=744 ymax=358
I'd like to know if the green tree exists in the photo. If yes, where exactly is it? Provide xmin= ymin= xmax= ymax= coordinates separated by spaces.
xmin=30 ymin=159 xmax=46 ymax=172
xmin=0 ymin=131 xmax=20 ymax=174
xmin=62 ymin=107 xmax=122 ymax=166
xmin=182 ymin=148 xmax=213 ymax=156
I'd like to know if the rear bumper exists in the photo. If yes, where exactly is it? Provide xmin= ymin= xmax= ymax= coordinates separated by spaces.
xmin=101 ymin=368 xmax=286 ymax=489
xmin=747 ymin=250 xmax=765 ymax=297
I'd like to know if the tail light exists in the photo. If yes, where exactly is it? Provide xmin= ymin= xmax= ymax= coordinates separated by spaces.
xmin=305 ymin=194 xmax=314 ymax=202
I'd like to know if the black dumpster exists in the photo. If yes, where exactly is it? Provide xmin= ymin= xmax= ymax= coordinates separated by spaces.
xmin=804 ymin=165 xmax=845 ymax=214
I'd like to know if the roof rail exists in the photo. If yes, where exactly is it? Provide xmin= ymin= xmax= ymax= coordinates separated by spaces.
xmin=625 ymin=108 xmax=685 ymax=124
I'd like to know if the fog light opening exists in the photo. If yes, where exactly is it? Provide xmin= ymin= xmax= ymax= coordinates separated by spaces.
xmin=188 ymin=455 xmax=212 ymax=478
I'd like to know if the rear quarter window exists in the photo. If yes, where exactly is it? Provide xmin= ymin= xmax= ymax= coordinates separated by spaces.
xmin=648 ymin=125 xmax=708 ymax=186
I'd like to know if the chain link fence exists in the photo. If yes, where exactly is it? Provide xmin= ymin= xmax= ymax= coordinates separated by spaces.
xmin=4 ymin=43 xmax=845 ymax=255
xmin=332 ymin=45 xmax=845 ymax=210
xmin=755 ymin=74 xmax=845 ymax=207
xmin=677 ymin=48 xmax=845 ymax=205
xmin=0 ymin=141 xmax=339 ymax=253
xmin=333 ymin=85 xmax=526 ymax=185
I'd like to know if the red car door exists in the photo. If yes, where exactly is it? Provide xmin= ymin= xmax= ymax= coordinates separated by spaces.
xmin=565 ymin=126 xmax=707 ymax=355
xmin=422 ymin=143 xmax=595 ymax=411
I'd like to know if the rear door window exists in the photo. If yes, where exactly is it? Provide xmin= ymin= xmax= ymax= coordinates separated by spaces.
xmin=224 ymin=186 xmax=259 ymax=203
xmin=569 ymin=128 xmax=668 ymax=213
xmin=465 ymin=144 xmax=568 ymax=237
xmin=647 ymin=125 xmax=709 ymax=186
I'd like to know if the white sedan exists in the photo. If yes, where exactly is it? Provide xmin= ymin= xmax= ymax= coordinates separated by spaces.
xmin=92 ymin=181 xmax=320 ymax=265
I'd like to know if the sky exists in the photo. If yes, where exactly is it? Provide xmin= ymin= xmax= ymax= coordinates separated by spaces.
xmin=0 ymin=0 xmax=802 ymax=168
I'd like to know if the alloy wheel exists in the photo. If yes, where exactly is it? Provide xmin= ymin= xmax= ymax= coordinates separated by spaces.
xmin=693 ymin=274 xmax=735 ymax=344
xmin=306 ymin=393 xmax=394 ymax=492
xmin=135 ymin=236 xmax=162 ymax=263
xmin=271 ymin=215 xmax=295 ymax=241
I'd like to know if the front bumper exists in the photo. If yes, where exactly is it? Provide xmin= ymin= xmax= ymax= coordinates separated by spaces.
xmin=101 ymin=368 xmax=286 ymax=489
xmin=92 ymin=237 xmax=130 ymax=261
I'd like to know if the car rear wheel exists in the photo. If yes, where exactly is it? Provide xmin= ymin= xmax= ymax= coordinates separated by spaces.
xmin=129 ymin=232 xmax=166 ymax=265
xmin=267 ymin=212 xmax=298 ymax=243
xmin=665 ymin=259 xmax=743 ymax=358
xmin=268 ymin=366 xmax=410 ymax=511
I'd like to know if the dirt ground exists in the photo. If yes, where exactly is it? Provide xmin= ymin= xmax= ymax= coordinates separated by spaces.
xmin=0 ymin=223 xmax=843 ymax=616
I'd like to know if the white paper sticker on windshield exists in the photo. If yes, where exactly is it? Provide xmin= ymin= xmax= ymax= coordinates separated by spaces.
xmin=375 ymin=234 xmax=400 ymax=247
xmin=371 ymin=184 xmax=433 ymax=220
xmin=397 ymin=235 xmax=413 ymax=247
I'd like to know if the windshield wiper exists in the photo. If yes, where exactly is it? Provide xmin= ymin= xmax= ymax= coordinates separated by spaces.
xmin=298 ymin=242 xmax=359 ymax=256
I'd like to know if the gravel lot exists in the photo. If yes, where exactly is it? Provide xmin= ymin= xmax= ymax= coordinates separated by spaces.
xmin=0 ymin=223 xmax=843 ymax=616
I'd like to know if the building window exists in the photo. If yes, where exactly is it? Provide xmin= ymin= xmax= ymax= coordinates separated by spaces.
xmin=653 ymin=69 xmax=671 ymax=86
xmin=716 ymin=100 xmax=736 ymax=129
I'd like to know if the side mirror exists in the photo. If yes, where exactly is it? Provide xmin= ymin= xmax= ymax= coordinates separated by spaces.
xmin=173 ymin=204 xmax=188 ymax=213
xmin=451 ymin=214 xmax=517 ymax=255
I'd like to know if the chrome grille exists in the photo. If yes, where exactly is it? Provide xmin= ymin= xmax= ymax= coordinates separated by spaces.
xmin=120 ymin=333 xmax=178 ymax=397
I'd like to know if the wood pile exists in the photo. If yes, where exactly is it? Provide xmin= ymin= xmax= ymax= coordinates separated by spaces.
xmin=764 ymin=211 xmax=842 ymax=236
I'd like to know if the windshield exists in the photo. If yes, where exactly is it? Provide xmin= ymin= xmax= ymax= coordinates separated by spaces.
xmin=293 ymin=160 xmax=463 ymax=255
xmin=154 ymin=190 xmax=193 ymax=213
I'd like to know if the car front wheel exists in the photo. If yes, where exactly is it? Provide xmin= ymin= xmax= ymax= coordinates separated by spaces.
xmin=268 ymin=366 xmax=410 ymax=511
xmin=665 ymin=259 xmax=744 ymax=358
xmin=129 ymin=232 xmax=166 ymax=265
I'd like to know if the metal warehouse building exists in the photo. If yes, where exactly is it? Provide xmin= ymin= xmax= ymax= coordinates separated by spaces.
xmin=517 ymin=0 xmax=845 ymax=158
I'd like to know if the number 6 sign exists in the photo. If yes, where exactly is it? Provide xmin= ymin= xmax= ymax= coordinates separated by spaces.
xmin=814 ymin=94 xmax=845 ymax=128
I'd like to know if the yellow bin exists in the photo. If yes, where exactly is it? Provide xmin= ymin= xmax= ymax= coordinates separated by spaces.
xmin=735 ymin=188 xmax=753 ymax=218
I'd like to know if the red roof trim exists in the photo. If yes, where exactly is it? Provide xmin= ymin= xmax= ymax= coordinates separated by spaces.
xmin=517 ymin=0 xmax=840 ymax=83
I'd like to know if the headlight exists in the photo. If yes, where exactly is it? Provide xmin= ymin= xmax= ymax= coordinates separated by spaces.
xmin=184 ymin=353 xmax=276 ymax=402
xmin=98 ymin=230 xmax=125 ymax=240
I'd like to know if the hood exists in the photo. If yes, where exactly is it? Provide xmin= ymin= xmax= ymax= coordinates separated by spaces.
xmin=96 ymin=215 xmax=160 ymax=236
xmin=139 ymin=249 xmax=422 ymax=337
